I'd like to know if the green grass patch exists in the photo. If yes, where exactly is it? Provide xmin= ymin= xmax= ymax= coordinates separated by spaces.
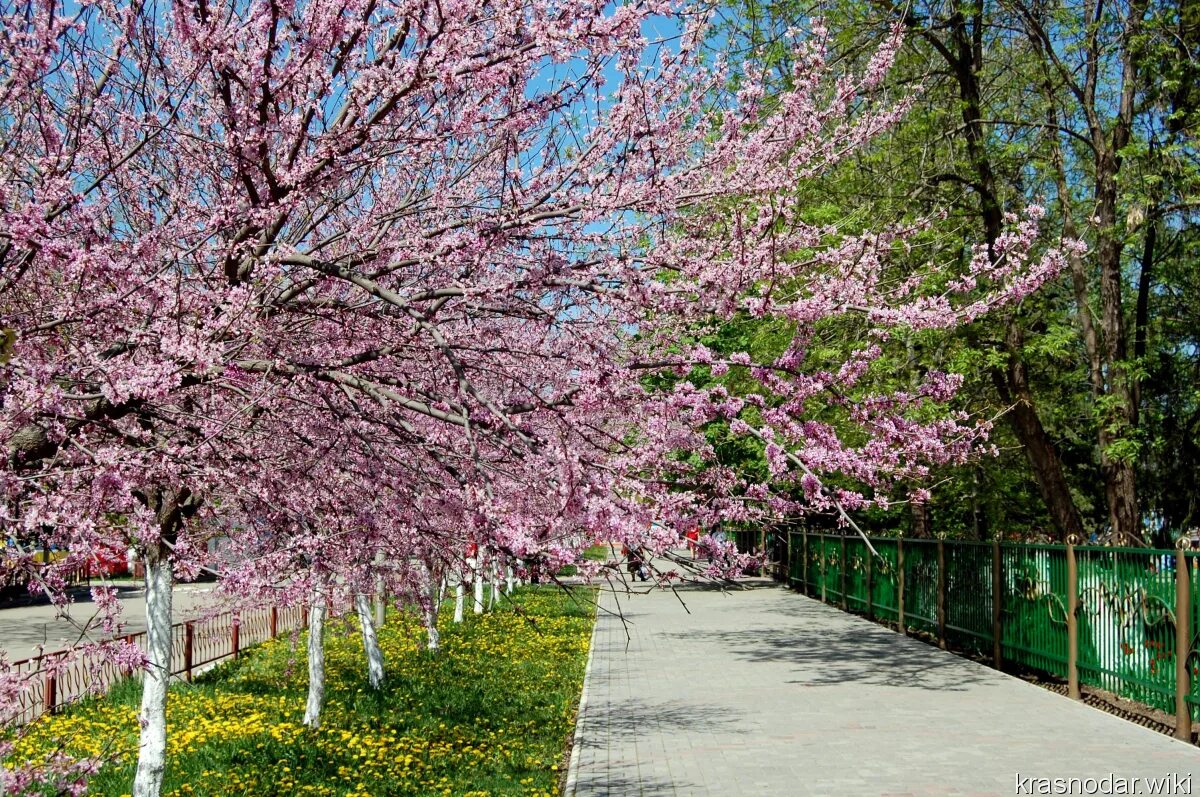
xmin=7 ymin=587 xmax=596 ymax=797
xmin=554 ymin=545 xmax=613 ymax=577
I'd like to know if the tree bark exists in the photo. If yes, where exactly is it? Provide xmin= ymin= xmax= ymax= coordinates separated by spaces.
xmin=423 ymin=573 xmax=442 ymax=652
xmin=372 ymin=551 xmax=386 ymax=629
xmin=131 ymin=486 xmax=196 ymax=797
xmin=453 ymin=577 xmax=465 ymax=623
xmin=488 ymin=562 xmax=499 ymax=610
xmin=471 ymin=557 xmax=484 ymax=615
xmin=355 ymin=592 xmax=385 ymax=689
xmin=992 ymin=323 xmax=1086 ymax=541
xmin=303 ymin=584 xmax=327 ymax=728
xmin=1088 ymin=0 xmax=1144 ymax=541
xmin=1024 ymin=0 xmax=1146 ymax=540
xmin=910 ymin=500 xmax=931 ymax=538
xmin=131 ymin=544 xmax=172 ymax=797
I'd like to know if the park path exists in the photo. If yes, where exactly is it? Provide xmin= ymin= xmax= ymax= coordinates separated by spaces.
xmin=0 ymin=583 xmax=216 ymax=661
xmin=567 ymin=575 xmax=1200 ymax=797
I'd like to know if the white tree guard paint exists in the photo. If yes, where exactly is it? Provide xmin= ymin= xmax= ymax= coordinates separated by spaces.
xmin=373 ymin=591 xmax=385 ymax=630
xmin=132 ymin=550 xmax=172 ymax=797
xmin=355 ymin=592 xmax=386 ymax=689
xmin=489 ymin=563 xmax=499 ymax=609
xmin=424 ymin=575 xmax=442 ymax=651
xmin=471 ymin=557 xmax=484 ymax=615
xmin=453 ymin=578 xmax=465 ymax=623
xmin=303 ymin=588 xmax=327 ymax=728
xmin=372 ymin=551 xmax=386 ymax=628
xmin=505 ymin=566 xmax=514 ymax=595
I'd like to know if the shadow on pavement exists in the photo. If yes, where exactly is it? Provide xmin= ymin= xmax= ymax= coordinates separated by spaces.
xmin=657 ymin=602 xmax=1003 ymax=692
xmin=577 ymin=697 xmax=748 ymax=751
xmin=573 ymin=770 xmax=695 ymax=797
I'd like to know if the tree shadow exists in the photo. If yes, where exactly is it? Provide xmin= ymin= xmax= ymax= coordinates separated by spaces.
xmin=658 ymin=599 xmax=1004 ymax=691
xmin=575 ymin=697 xmax=748 ymax=749
xmin=572 ymin=699 xmax=740 ymax=795
xmin=572 ymin=770 xmax=696 ymax=797
xmin=655 ymin=576 xmax=779 ymax=593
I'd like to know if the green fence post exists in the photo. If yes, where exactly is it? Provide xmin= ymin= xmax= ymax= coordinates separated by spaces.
xmin=802 ymin=528 xmax=810 ymax=597
xmin=897 ymin=538 xmax=906 ymax=634
xmin=937 ymin=538 xmax=947 ymax=649
xmin=840 ymin=534 xmax=848 ymax=611
xmin=786 ymin=530 xmax=794 ymax=588
xmin=1067 ymin=538 xmax=1080 ymax=700
xmin=820 ymin=534 xmax=827 ymax=603
xmin=992 ymin=539 xmax=1002 ymax=669
xmin=866 ymin=544 xmax=874 ymax=621
xmin=1176 ymin=539 xmax=1192 ymax=742
xmin=761 ymin=527 xmax=767 ymax=576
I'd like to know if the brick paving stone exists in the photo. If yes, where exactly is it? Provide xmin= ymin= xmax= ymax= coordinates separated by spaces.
xmin=567 ymin=577 xmax=1200 ymax=796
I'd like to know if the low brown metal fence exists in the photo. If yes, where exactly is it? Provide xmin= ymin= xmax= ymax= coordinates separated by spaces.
xmin=4 ymin=603 xmax=307 ymax=727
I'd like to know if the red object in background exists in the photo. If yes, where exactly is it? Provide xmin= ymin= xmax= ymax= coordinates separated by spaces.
xmin=86 ymin=546 xmax=129 ymax=578
xmin=465 ymin=543 xmax=478 ymax=558
xmin=685 ymin=527 xmax=700 ymax=555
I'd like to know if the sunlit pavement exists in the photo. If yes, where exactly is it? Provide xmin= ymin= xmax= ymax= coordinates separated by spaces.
xmin=567 ymin=579 xmax=1200 ymax=797
xmin=0 ymin=583 xmax=216 ymax=661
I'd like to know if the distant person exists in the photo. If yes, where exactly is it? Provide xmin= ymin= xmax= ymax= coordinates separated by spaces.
xmin=623 ymin=545 xmax=649 ymax=582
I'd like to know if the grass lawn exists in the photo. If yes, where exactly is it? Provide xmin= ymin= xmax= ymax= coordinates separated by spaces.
xmin=6 ymin=586 xmax=596 ymax=797
xmin=554 ymin=545 xmax=613 ymax=577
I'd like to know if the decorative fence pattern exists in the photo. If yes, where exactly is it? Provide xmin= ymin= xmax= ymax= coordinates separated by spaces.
xmin=740 ymin=527 xmax=1200 ymax=742
xmin=4 ymin=603 xmax=307 ymax=727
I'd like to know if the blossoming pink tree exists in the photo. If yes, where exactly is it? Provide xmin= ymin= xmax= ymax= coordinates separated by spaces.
xmin=1 ymin=0 xmax=1072 ymax=791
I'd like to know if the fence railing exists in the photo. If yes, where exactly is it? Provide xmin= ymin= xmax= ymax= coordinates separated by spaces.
xmin=4 ymin=603 xmax=307 ymax=727
xmin=743 ymin=528 xmax=1200 ymax=742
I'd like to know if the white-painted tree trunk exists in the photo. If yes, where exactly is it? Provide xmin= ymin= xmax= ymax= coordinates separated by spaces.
xmin=489 ymin=563 xmax=499 ymax=609
xmin=424 ymin=575 xmax=442 ymax=651
xmin=303 ymin=586 xmax=327 ymax=728
xmin=132 ymin=548 xmax=172 ymax=797
xmin=505 ymin=566 xmax=514 ymax=595
xmin=355 ymin=592 xmax=386 ymax=689
xmin=372 ymin=551 xmax=385 ymax=629
xmin=471 ymin=557 xmax=484 ymax=615
xmin=453 ymin=577 xmax=465 ymax=623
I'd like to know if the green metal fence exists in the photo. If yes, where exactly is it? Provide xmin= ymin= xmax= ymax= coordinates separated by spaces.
xmin=741 ymin=528 xmax=1200 ymax=742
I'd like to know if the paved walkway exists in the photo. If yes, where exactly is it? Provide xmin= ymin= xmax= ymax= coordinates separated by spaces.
xmin=568 ymin=578 xmax=1200 ymax=796
xmin=0 ymin=583 xmax=216 ymax=661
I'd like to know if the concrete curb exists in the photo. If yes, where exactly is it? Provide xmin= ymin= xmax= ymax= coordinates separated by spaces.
xmin=563 ymin=592 xmax=602 ymax=797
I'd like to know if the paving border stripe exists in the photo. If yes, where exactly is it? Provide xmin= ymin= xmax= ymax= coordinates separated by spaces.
xmin=563 ymin=588 xmax=603 ymax=797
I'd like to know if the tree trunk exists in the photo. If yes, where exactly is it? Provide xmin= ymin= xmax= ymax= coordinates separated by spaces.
xmin=132 ymin=544 xmax=172 ymax=797
xmin=372 ymin=551 xmax=386 ymax=629
xmin=423 ymin=574 xmax=442 ymax=652
xmin=355 ymin=592 xmax=385 ymax=689
xmin=992 ymin=322 xmax=1087 ymax=541
xmin=971 ymin=466 xmax=987 ymax=540
xmin=453 ymin=577 xmax=465 ymax=623
xmin=1095 ymin=145 xmax=1140 ymax=540
xmin=505 ymin=566 xmax=514 ymax=595
xmin=471 ymin=557 xmax=484 ymax=615
xmin=922 ymin=4 xmax=1088 ymax=543
xmin=303 ymin=585 xmax=327 ymax=728
xmin=910 ymin=500 xmax=931 ymax=539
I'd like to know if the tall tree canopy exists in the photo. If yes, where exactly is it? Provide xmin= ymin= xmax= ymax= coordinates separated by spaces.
xmin=715 ymin=0 xmax=1200 ymax=543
